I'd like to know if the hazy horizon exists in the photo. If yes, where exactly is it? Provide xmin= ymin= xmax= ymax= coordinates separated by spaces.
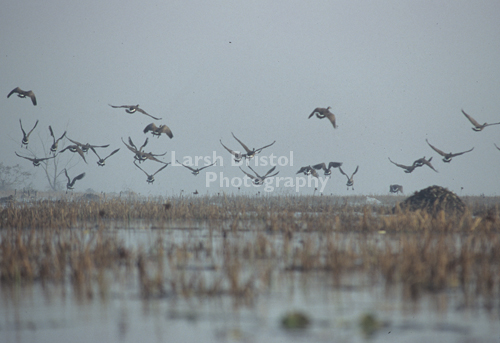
xmin=2 ymin=1 xmax=500 ymax=197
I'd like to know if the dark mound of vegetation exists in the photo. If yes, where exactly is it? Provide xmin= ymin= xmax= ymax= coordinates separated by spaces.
xmin=396 ymin=185 xmax=466 ymax=215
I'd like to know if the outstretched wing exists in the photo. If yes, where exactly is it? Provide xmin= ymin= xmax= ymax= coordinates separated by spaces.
xmin=255 ymin=140 xmax=276 ymax=153
xmin=312 ymin=163 xmax=326 ymax=171
xmin=7 ymin=87 xmax=21 ymax=98
xmin=136 ymin=107 xmax=162 ymax=120
xmin=143 ymin=123 xmax=156 ymax=133
xmin=231 ymin=132 xmax=252 ymax=154
xmin=152 ymin=163 xmax=169 ymax=176
xmin=177 ymin=160 xmax=196 ymax=172
xmin=426 ymin=139 xmax=446 ymax=156
xmin=327 ymin=162 xmax=342 ymax=169
xmin=197 ymin=161 xmax=216 ymax=171
xmin=104 ymin=148 xmax=120 ymax=160
xmin=461 ymin=109 xmax=481 ymax=127
xmin=450 ymin=147 xmax=474 ymax=157
xmin=239 ymin=167 xmax=257 ymax=179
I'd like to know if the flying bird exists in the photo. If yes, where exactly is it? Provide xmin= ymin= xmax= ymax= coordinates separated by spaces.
xmin=109 ymin=104 xmax=162 ymax=120
xmin=339 ymin=165 xmax=359 ymax=190
xmin=59 ymin=145 xmax=87 ymax=164
xmin=220 ymin=139 xmax=245 ymax=162
xmin=19 ymin=119 xmax=39 ymax=148
xmin=231 ymin=132 xmax=276 ymax=160
xmin=389 ymin=184 xmax=404 ymax=194
xmin=7 ymin=87 xmax=37 ymax=106
xmin=388 ymin=157 xmax=417 ymax=173
xmin=296 ymin=166 xmax=318 ymax=177
xmin=64 ymin=169 xmax=85 ymax=191
xmin=143 ymin=123 xmax=173 ymax=138
xmin=91 ymin=147 xmax=120 ymax=166
xmin=413 ymin=156 xmax=438 ymax=172
xmin=312 ymin=162 xmax=343 ymax=176
xmin=15 ymin=152 xmax=55 ymax=167
xmin=49 ymin=126 xmax=66 ymax=154
xmin=462 ymin=109 xmax=500 ymax=132
xmin=426 ymin=139 xmax=474 ymax=163
xmin=239 ymin=166 xmax=279 ymax=185
xmin=66 ymin=137 xmax=110 ymax=153
xmin=495 ymin=143 xmax=500 ymax=151
xmin=134 ymin=161 xmax=169 ymax=184
xmin=176 ymin=160 xmax=216 ymax=175
xmin=308 ymin=107 xmax=337 ymax=129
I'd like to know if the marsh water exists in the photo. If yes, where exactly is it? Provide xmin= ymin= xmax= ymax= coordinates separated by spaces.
xmin=1 ymin=195 xmax=500 ymax=342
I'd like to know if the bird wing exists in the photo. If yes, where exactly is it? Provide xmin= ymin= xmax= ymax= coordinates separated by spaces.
xmin=122 ymin=138 xmax=138 ymax=153
xmin=325 ymin=112 xmax=337 ymax=129
xmin=177 ymin=160 xmax=196 ymax=172
xmin=450 ymin=147 xmax=474 ymax=157
xmin=64 ymin=169 xmax=70 ymax=183
xmin=139 ymin=138 xmax=149 ymax=151
xmin=197 ymin=161 xmax=216 ymax=171
xmin=160 ymin=125 xmax=173 ymax=139
xmin=133 ymin=161 xmax=149 ymax=176
xmin=109 ymin=104 xmax=129 ymax=109
xmin=263 ymin=166 xmax=277 ymax=178
xmin=338 ymin=166 xmax=348 ymax=177
xmin=495 ymin=143 xmax=500 ymax=151
xmin=89 ymin=143 xmax=110 ymax=149
xmin=255 ymin=140 xmax=276 ymax=153
xmin=231 ymin=132 xmax=252 ymax=154
xmin=239 ymin=167 xmax=257 ymax=179
xmin=143 ymin=123 xmax=156 ymax=133
xmin=27 ymin=91 xmax=37 ymax=105
xmin=76 ymin=146 xmax=87 ymax=163
xmin=67 ymin=137 xmax=83 ymax=146
xmin=7 ymin=87 xmax=21 ymax=98
xmin=90 ymin=146 xmax=101 ymax=159
xmin=462 ymin=109 xmax=481 ymax=127
xmin=137 ymin=107 xmax=162 ymax=120
xmin=352 ymin=165 xmax=359 ymax=176
xmin=308 ymin=108 xmax=322 ymax=118
xmin=296 ymin=166 xmax=308 ymax=174
xmin=15 ymin=152 xmax=32 ymax=161
xmin=19 ymin=120 xmax=26 ymax=137
xmin=312 ymin=163 xmax=326 ymax=170
xmin=152 ymin=163 xmax=169 ymax=176
xmin=426 ymin=139 xmax=446 ymax=156
xmin=328 ymin=162 xmax=343 ymax=169
xmin=104 ymin=148 xmax=120 ymax=160
xmin=388 ymin=157 xmax=410 ymax=169
xmin=27 ymin=120 xmax=39 ymax=137
xmin=49 ymin=126 xmax=55 ymax=140
xmin=220 ymin=140 xmax=240 ymax=156
xmin=56 ymin=131 xmax=67 ymax=143
xmin=72 ymin=172 xmax=86 ymax=184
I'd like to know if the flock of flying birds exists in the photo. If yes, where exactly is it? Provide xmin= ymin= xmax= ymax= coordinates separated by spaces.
xmin=7 ymin=86 xmax=500 ymax=194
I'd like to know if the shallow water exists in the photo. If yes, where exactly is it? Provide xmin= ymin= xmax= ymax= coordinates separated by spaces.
xmin=1 ymin=221 xmax=499 ymax=343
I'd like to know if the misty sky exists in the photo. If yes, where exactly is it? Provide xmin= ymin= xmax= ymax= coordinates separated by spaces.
xmin=2 ymin=1 xmax=500 ymax=197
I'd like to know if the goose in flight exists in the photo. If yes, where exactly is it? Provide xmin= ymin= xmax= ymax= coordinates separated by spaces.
xmin=122 ymin=137 xmax=166 ymax=163
xmin=239 ymin=165 xmax=279 ymax=185
xmin=64 ymin=169 xmax=85 ymax=191
xmin=312 ymin=162 xmax=343 ymax=176
xmin=413 ymin=156 xmax=438 ymax=172
xmin=59 ymin=145 xmax=87 ymax=164
xmin=134 ymin=161 xmax=169 ymax=184
xmin=426 ymin=139 xmax=474 ymax=163
xmin=144 ymin=123 xmax=173 ymax=138
xmin=177 ymin=160 xmax=216 ymax=175
xmin=15 ymin=152 xmax=55 ymax=167
xmin=296 ymin=166 xmax=319 ymax=177
xmin=220 ymin=139 xmax=245 ymax=162
xmin=49 ymin=126 xmax=66 ymax=154
xmin=91 ymin=147 xmax=120 ymax=166
xmin=8 ymin=87 xmax=37 ymax=106
xmin=19 ymin=119 xmax=39 ymax=148
xmin=231 ymin=132 xmax=276 ymax=160
xmin=66 ymin=137 xmax=110 ymax=153
xmin=388 ymin=157 xmax=417 ymax=173
xmin=339 ymin=165 xmax=359 ymax=190
xmin=389 ymin=184 xmax=404 ymax=194
xmin=308 ymin=107 xmax=337 ymax=129
xmin=109 ymin=104 xmax=162 ymax=120
xmin=462 ymin=109 xmax=500 ymax=132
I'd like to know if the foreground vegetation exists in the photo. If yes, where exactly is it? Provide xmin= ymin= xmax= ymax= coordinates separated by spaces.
xmin=0 ymin=193 xmax=499 ymax=313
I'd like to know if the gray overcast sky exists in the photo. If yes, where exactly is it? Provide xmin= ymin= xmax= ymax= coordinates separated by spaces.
xmin=2 ymin=1 xmax=500 ymax=196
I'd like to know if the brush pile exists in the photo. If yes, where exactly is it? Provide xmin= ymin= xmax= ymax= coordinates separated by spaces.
xmin=397 ymin=185 xmax=466 ymax=215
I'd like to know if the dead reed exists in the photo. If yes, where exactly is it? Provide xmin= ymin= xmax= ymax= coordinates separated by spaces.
xmin=0 ymin=194 xmax=499 ymax=311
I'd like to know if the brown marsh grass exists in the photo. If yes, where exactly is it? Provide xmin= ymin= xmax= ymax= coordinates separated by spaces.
xmin=0 ymin=193 xmax=499 ymax=311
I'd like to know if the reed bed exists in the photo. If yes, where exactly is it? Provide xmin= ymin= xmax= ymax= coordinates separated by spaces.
xmin=1 ymin=193 xmax=499 ymax=312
